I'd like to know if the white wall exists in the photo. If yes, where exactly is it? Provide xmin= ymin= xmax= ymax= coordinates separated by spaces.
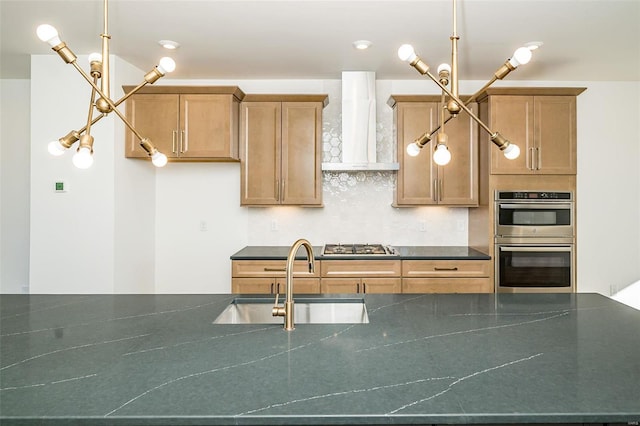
xmin=575 ymin=82 xmax=640 ymax=294
xmin=28 ymin=54 xmax=155 ymax=293
xmin=2 ymin=56 xmax=639 ymax=296
xmin=0 ymin=79 xmax=31 ymax=293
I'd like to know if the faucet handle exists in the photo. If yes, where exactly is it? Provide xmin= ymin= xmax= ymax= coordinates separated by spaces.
xmin=272 ymin=293 xmax=285 ymax=317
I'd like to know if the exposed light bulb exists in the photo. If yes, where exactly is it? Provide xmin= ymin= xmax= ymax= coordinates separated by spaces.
xmin=72 ymin=147 xmax=94 ymax=169
xmin=157 ymin=57 xmax=176 ymax=74
xmin=508 ymin=47 xmax=533 ymax=67
xmin=48 ymin=140 xmax=67 ymax=156
xmin=88 ymin=52 xmax=102 ymax=63
xmin=433 ymin=144 xmax=451 ymax=166
xmin=503 ymin=143 xmax=520 ymax=160
xmin=36 ymin=24 xmax=61 ymax=47
xmin=398 ymin=44 xmax=417 ymax=62
xmin=406 ymin=142 xmax=421 ymax=157
xmin=151 ymin=151 xmax=168 ymax=167
xmin=437 ymin=63 xmax=451 ymax=74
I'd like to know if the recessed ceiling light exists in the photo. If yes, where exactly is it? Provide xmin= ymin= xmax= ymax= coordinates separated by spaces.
xmin=158 ymin=40 xmax=180 ymax=50
xmin=353 ymin=40 xmax=372 ymax=50
xmin=525 ymin=41 xmax=543 ymax=51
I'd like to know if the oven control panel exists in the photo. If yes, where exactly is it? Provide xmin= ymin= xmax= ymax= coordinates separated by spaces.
xmin=496 ymin=191 xmax=573 ymax=200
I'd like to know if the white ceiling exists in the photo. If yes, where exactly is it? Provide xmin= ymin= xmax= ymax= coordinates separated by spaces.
xmin=1 ymin=0 xmax=639 ymax=82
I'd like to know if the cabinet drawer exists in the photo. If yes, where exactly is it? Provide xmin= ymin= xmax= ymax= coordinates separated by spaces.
xmin=321 ymin=260 xmax=401 ymax=278
xmin=402 ymin=260 xmax=490 ymax=278
xmin=402 ymin=278 xmax=492 ymax=293
xmin=232 ymin=260 xmax=320 ymax=278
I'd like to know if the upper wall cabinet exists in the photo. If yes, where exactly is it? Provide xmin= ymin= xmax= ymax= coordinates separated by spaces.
xmin=478 ymin=88 xmax=586 ymax=175
xmin=124 ymin=86 xmax=245 ymax=161
xmin=388 ymin=95 xmax=479 ymax=207
xmin=239 ymin=95 xmax=328 ymax=207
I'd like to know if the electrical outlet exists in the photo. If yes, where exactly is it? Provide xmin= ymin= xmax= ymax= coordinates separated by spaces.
xmin=419 ymin=221 xmax=427 ymax=232
xmin=270 ymin=220 xmax=278 ymax=231
xmin=200 ymin=221 xmax=208 ymax=232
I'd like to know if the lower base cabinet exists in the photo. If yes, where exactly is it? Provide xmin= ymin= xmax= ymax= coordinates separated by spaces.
xmin=231 ymin=259 xmax=491 ymax=294
xmin=401 ymin=260 xmax=491 ymax=293
xmin=231 ymin=260 xmax=320 ymax=294
xmin=321 ymin=278 xmax=402 ymax=294
xmin=232 ymin=278 xmax=320 ymax=294
xmin=321 ymin=260 xmax=402 ymax=294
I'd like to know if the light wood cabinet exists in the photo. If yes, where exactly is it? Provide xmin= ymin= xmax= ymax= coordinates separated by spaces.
xmin=401 ymin=259 xmax=492 ymax=293
xmin=388 ymin=96 xmax=478 ymax=206
xmin=478 ymin=88 xmax=585 ymax=175
xmin=231 ymin=260 xmax=320 ymax=294
xmin=240 ymin=95 xmax=327 ymax=206
xmin=321 ymin=260 xmax=402 ymax=294
xmin=124 ymin=86 xmax=244 ymax=161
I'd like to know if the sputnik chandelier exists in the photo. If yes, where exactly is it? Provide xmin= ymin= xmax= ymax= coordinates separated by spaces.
xmin=397 ymin=0 xmax=541 ymax=165
xmin=37 ymin=0 xmax=174 ymax=169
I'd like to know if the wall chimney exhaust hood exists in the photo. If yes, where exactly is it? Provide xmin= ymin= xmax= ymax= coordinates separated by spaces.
xmin=322 ymin=72 xmax=399 ymax=171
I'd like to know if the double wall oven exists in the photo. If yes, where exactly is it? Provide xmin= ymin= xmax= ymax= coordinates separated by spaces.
xmin=495 ymin=191 xmax=575 ymax=293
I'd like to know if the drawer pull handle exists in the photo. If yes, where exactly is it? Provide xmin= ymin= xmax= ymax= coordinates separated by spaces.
xmin=434 ymin=267 xmax=458 ymax=271
xmin=264 ymin=267 xmax=286 ymax=272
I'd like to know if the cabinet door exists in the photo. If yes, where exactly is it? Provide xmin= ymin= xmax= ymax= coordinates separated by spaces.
xmin=240 ymin=102 xmax=281 ymax=205
xmin=362 ymin=278 xmax=402 ymax=293
xmin=438 ymin=105 xmax=478 ymax=205
xmin=281 ymin=102 xmax=323 ymax=205
xmin=321 ymin=278 xmax=360 ymax=294
xmin=277 ymin=278 xmax=321 ymax=294
xmin=125 ymin=94 xmax=179 ymax=158
xmin=489 ymin=96 xmax=534 ymax=174
xmin=180 ymin=94 xmax=239 ymax=159
xmin=534 ymin=96 xmax=576 ymax=174
xmin=395 ymin=102 xmax=438 ymax=205
xmin=402 ymin=278 xmax=492 ymax=293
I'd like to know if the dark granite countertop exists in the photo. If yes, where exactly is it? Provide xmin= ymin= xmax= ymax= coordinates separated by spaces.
xmin=1 ymin=293 xmax=639 ymax=425
xmin=230 ymin=246 xmax=490 ymax=261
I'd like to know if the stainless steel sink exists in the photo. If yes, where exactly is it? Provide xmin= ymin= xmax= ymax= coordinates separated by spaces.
xmin=213 ymin=297 xmax=369 ymax=325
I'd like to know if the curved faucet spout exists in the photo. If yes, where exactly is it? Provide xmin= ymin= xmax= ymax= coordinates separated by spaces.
xmin=272 ymin=238 xmax=315 ymax=331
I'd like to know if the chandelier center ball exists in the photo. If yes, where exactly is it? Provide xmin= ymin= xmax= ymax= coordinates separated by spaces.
xmin=96 ymin=97 xmax=112 ymax=114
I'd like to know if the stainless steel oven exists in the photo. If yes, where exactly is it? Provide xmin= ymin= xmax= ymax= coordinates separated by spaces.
xmin=495 ymin=191 xmax=573 ymax=239
xmin=496 ymin=244 xmax=574 ymax=292
xmin=495 ymin=191 xmax=575 ymax=293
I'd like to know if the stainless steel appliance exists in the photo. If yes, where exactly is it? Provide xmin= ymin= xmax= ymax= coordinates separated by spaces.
xmin=322 ymin=244 xmax=398 ymax=257
xmin=495 ymin=190 xmax=573 ymax=240
xmin=495 ymin=191 xmax=575 ymax=293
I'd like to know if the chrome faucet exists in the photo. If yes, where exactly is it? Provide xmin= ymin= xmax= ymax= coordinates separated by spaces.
xmin=272 ymin=238 xmax=315 ymax=331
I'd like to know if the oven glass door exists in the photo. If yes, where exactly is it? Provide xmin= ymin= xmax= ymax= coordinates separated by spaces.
xmin=496 ymin=202 xmax=573 ymax=238
xmin=498 ymin=245 xmax=572 ymax=288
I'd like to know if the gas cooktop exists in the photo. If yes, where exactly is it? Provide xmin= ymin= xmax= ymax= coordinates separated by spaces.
xmin=322 ymin=244 xmax=398 ymax=256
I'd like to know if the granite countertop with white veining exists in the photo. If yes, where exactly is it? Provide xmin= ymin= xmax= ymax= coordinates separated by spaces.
xmin=1 ymin=293 xmax=639 ymax=425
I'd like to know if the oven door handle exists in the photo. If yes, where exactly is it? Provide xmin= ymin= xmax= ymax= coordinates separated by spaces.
xmin=498 ymin=203 xmax=572 ymax=210
xmin=500 ymin=246 xmax=572 ymax=253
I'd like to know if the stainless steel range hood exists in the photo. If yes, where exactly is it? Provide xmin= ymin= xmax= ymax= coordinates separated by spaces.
xmin=322 ymin=72 xmax=399 ymax=171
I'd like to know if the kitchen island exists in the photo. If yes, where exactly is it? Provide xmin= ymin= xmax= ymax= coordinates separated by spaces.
xmin=1 ymin=293 xmax=638 ymax=425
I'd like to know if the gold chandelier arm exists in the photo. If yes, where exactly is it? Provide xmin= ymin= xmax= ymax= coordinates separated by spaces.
xmin=84 ymin=77 xmax=99 ymax=136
